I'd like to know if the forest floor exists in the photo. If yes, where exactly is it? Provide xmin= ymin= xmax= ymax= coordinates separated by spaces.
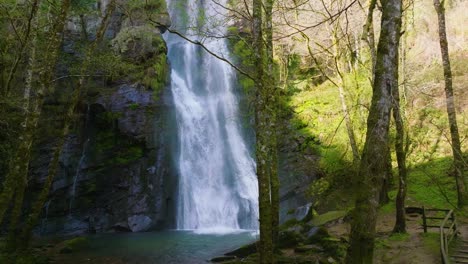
xmin=328 ymin=211 xmax=441 ymax=264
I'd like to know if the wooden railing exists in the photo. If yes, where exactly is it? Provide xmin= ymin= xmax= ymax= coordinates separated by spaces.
xmin=421 ymin=207 xmax=458 ymax=264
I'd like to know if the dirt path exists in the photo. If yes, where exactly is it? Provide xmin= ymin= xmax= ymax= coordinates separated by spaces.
xmin=328 ymin=212 xmax=440 ymax=264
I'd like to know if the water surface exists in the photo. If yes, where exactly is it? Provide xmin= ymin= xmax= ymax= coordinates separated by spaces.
xmin=61 ymin=230 xmax=257 ymax=264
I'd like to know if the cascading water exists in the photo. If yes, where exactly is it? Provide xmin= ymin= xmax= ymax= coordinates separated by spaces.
xmin=40 ymin=200 xmax=51 ymax=235
xmin=69 ymin=104 xmax=91 ymax=215
xmin=164 ymin=0 xmax=259 ymax=231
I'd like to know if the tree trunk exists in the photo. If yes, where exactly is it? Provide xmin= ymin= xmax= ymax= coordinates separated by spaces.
xmin=0 ymin=0 xmax=42 ymax=226
xmin=433 ymin=0 xmax=466 ymax=207
xmin=379 ymin=145 xmax=392 ymax=205
xmin=362 ymin=0 xmax=377 ymax=77
xmin=392 ymin=84 xmax=407 ymax=233
xmin=0 ymin=0 xmax=71 ymax=246
xmin=345 ymin=0 xmax=402 ymax=262
xmin=332 ymin=30 xmax=360 ymax=164
xmin=253 ymin=0 xmax=274 ymax=262
xmin=264 ymin=0 xmax=280 ymax=248
xmin=3 ymin=0 xmax=40 ymax=96
xmin=20 ymin=1 xmax=115 ymax=248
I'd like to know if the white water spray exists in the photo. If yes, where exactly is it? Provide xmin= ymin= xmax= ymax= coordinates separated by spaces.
xmin=164 ymin=0 xmax=259 ymax=231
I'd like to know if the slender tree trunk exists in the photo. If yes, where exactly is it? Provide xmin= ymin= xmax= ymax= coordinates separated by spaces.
xmin=345 ymin=0 xmax=402 ymax=262
xmin=0 ymin=0 xmax=71 ymax=244
xmin=362 ymin=0 xmax=377 ymax=76
xmin=0 ymin=0 xmax=42 ymax=226
xmin=253 ymin=0 xmax=274 ymax=262
xmin=264 ymin=0 xmax=280 ymax=248
xmin=379 ymin=145 xmax=392 ymax=205
xmin=20 ymin=1 xmax=115 ymax=248
xmin=3 ymin=0 xmax=40 ymax=96
xmin=332 ymin=30 xmax=360 ymax=164
xmin=392 ymin=84 xmax=407 ymax=233
xmin=433 ymin=0 xmax=466 ymax=207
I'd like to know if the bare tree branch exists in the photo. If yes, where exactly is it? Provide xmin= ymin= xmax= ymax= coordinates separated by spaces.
xmin=149 ymin=19 xmax=255 ymax=81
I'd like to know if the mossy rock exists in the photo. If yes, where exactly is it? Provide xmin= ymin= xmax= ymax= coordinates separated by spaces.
xmin=224 ymin=242 xmax=258 ymax=258
xmin=112 ymin=26 xmax=166 ymax=64
xmin=59 ymin=237 xmax=89 ymax=254
xmin=278 ymin=230 xmax=304 ymax=248
xmin=310 ymin=210 xmax=347 ymax=226
xmin=279 ymin=218 xmax=300 ymax=231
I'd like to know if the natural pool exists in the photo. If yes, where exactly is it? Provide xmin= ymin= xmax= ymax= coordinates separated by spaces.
xmin=54 ymin=230 xmax=257 ymax=264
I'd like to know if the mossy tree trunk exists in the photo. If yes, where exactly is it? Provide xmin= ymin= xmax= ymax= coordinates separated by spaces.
xmin=4 ymin=1 xmax=72 ymax=251
xmin=379 ymin=145 xmax=392 ymax=205
xmin=2 ymin=0 xmax=41 ymax=96
xmin=264 ymin=0 xmax=280 ymax=248
xmin=392 ymin=83 xmax=407 ymax=233
xmin=0 ymin=0 xmax=69 ymax=229
xmin=345 ymin=0 xmax=402 ymax=262
xmin=362 ymin=0 xmax=377 ymax=77
xmin=433 ymin=0 xmax=466 ymax=208
xmin=19 ymin=1 xmax=116 ymax=249
xmin=253 ymin=0 xmax=274 ymax=262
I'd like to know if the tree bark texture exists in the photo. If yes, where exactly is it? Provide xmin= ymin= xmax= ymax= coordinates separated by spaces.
xmin=433 ymin=0 xmax=466 ymax=207
xmin=264 ymin=0 xmax=280 ymax=248
xmin=345 ymin=0 xmax=402 ymax=261
xmin=392 ymin=83 xmax=408 ymax=233
xmin=253 ymin=0 xmax=274 ymax=262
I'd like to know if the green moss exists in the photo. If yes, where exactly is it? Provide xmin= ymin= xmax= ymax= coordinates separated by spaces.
xmin=421 ymin=233 xmax=439 ymax=253
xmin=126 ymin=0 xmax=165 ymax=12
xmin=388 ymin=233 xmax=410 ymax=242
xmin=310 ymin=210 xmax=347 ymax=226
xmin=60 ymin=237 xmax=89 ymax=253
xmin=112 ymin=146 xmax=144 ymax=165
xmin=280 ymin=219 xmax=300 ymax=230
xmin=129 ymin=103 xmax=140 ymax=110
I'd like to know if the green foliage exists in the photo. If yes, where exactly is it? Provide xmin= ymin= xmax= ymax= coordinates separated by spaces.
xmin=231 ymin=39 xmax=254 ymax=94
xmin=111 ymin=26 xmax=168 ymax=96
xmin=307 ymin=178 xmax=330 ymax=206
xmin=71 ymin=0 xmax=97 ymax=13
xmin=405 ymin=156 xmax=457 ymax=208
xmin=127 ymin=0 xmax=165 ymax=11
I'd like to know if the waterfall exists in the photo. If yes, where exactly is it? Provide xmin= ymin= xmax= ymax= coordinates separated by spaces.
xmin=69 ymin=104 xmax=91 ymax=215
xmin=41 ymin=200 xmax=51 ymax=235
xmin=164 ymin=0 xmax=259 ymax=232
xmin=69 ymin=138 xmax=89 ymax=215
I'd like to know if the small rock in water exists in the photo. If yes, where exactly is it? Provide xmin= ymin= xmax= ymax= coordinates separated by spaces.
xmin=211 ymin=256 xmax=236 ymax=262
xmin=224 ymin=242 xmax=258 ymax=258
xmin=127 ymin=215 xmax=152 ymax=232
xmin=327 ymin=257 xmax=336 ymax=263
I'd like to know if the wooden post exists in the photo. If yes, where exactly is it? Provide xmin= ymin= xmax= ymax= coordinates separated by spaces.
xmin=452 ymin=211 xmax=458 ymax=237
xmin=422 ymin=206 xmax=427 ymax=233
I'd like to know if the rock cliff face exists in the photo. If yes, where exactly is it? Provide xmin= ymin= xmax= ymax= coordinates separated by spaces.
xmin=28 ymin=0 xmax=175 ymax=235
xmin=27 ymin=0 xmax=316 ymax=236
